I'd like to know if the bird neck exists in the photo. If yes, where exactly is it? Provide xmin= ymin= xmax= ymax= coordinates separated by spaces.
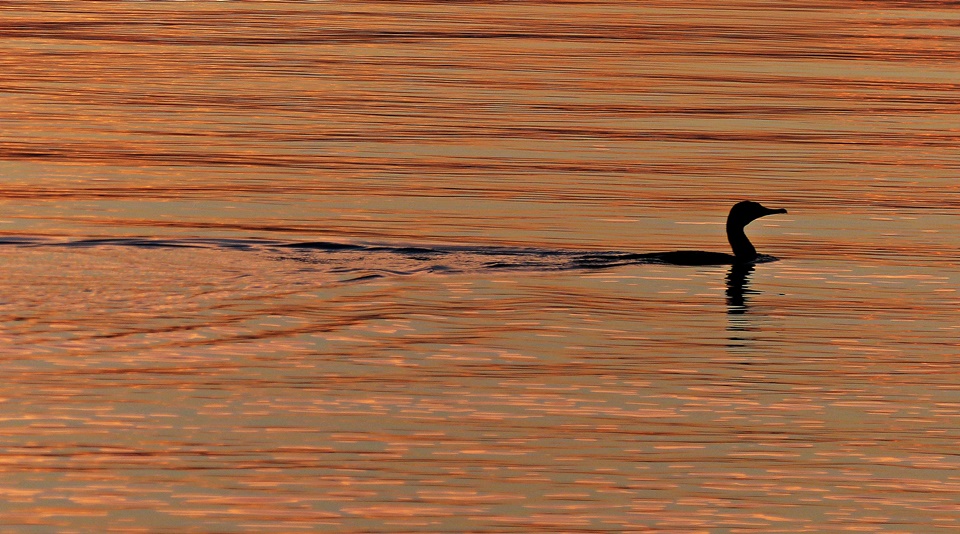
xmin=726 ymin=222 xmax=757 ymax=262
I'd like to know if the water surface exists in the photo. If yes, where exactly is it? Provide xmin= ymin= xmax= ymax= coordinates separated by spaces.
xmin=1 ymin=1 xmax=959 ymax=532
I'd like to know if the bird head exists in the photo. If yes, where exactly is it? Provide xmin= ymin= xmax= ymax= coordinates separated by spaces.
xmin=728 ymin=200 xmax=787 ymax=228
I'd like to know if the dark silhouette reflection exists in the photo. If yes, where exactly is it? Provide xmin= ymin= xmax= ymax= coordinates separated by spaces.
xmin=726 ymin=263 xmax=762 ymax=351
xmin=725 ymin=262 xmax=756 ymax=315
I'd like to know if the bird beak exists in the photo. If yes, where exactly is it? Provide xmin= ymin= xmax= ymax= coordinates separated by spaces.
xmin=766 ymin=207 xmax=787 ymax=216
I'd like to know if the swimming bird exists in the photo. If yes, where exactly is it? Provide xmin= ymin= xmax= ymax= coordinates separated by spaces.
xmin=652 ymin=200 xmax=787 ymax=265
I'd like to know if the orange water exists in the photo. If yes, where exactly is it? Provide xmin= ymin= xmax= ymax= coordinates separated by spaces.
xmin=1 ymin=1 xmax=958 ymax=531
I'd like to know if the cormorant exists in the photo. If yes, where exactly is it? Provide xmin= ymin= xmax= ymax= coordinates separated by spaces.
xmin=652 ymin=200 xmax=787 ymax=265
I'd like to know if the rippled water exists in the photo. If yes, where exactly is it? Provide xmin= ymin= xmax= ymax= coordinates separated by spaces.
xmin=1 ymin=1 xmax=959 ymax=531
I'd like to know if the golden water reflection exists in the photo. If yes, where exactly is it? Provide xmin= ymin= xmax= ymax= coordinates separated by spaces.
xmin=0 ymin=1 xmax=959 ymax=531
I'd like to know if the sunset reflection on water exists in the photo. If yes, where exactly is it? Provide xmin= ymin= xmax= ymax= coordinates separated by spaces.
xmin=0 ymin=1 xmax=959 ymax=531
